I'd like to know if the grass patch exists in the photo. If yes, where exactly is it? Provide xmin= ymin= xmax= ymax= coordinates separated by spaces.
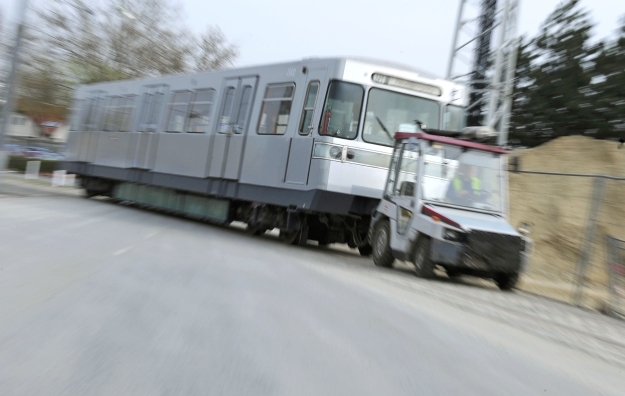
xmin=7 ymin=156 xmax=62 ymax=174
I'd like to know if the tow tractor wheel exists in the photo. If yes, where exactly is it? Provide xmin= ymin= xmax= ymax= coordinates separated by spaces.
xmin=413 ymin=236 xmax=436 ymax=279
xmin=372 ymin=221 xmax=394 ymax=268
xmin=494 ymin=272 xmax=519 ymax=291
xmin=446 ymin=268 xmax=462 ymax=279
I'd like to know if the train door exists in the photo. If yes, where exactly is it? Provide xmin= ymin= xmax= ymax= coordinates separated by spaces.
xmin=284 ymin=67 xmax=327 ymax=185
xmin=209 ymin=76 xmax=258 ymax=179
xmin=134 ymin=84 xmax=168 ymax=169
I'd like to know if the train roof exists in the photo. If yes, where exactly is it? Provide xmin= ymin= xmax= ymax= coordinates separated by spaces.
xmin=78 ymin=56 xmax=445 ymax=89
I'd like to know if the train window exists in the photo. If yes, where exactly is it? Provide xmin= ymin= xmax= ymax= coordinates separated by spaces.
xmin=101 ymin=96 xmax=137 ymax=132
xmin=139 ymin=92 xmax=163 ymax=132
xmin=187 ymin=89 xmax=214 ymax=133
xmin=319 ymin=81 xmax=363 ymax=139
xmin=120 ymin=96 xmax=137 ymax=132
xmin=363 ymin=88 xmax=440 ymax=147
xmin=165 ymin=91 xmax=191 ymax=133
xmin=299 ymin=81 xmax=319 ymax=135
xmin=83 ymin=97 xmax=104 ymax=131
xmin=218 ymin=87 xmax=236 ymax=133
xmin=234 ymin=85 xmax=252 ymax=134
xmin=257 ymin=83 xmax=295 ymax=135
xmin=103 ymin=97 xmax=121 ymax=131
xmin=69 ymin=100 xmax=83 ymax=131
xmin=444 ymin=105 xmax=466 ymax=132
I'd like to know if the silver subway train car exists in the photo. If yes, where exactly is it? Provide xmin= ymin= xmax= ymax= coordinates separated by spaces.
xmin=64 ymin=57 xmax=468 ymax=252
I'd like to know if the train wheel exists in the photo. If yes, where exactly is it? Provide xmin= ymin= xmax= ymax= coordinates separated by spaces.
xmin=372 ymin=221 xmax=394 ymax=268
xmin=279 ymin=230 xmax=298 ymax=244
xmin=84 ymin=189 xmax=97 ymax=199
xmin=280 ymin=225 xmax=308 ymax=246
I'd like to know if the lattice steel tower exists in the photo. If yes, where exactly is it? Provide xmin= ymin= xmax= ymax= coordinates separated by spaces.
xmin=447 ymin=0 xmax=520 ymax=145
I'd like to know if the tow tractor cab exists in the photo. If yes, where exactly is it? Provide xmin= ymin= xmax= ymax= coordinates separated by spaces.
xmin=370 ymin=128 xmax=531 ymax=290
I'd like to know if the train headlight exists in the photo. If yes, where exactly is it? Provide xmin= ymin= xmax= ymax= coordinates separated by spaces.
xmin=329 ymin=146 xmax=342 ymax=159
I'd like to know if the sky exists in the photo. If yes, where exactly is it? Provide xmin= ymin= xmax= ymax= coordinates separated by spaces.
xmin=2 ymin=0 xmax=623 ymax=78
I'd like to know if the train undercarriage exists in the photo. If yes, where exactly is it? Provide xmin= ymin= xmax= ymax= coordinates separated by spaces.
xmin=81 ymin=175 xmax=374 ymax=255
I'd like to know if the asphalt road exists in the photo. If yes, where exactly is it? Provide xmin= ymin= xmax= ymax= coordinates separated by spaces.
xmin=1 ymin=176 xmax=624 ymax=395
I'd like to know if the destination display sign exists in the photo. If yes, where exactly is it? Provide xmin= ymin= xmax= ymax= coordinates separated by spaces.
xmin=372 ymin=73 xmax=442 ymax=97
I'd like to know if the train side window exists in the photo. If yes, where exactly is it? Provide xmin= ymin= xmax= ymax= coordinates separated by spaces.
xmin=120 ymin=96 xmax=137 ymax=132
xmin=70 ymin=100 xmax=84 ymax=131
xmin=83 ymin=97 xmax=104 ymax=131
xmin=319 ymin=81 xmax=363 ymax=139
xmin=140 ymin=92 xmax=163 ymax=132
xmin=299 ymin=81 xmax=319 ymax=135
xmin=234 ymin=85 xmax=252 ymax=134
xmin=81 ymin=98 xmax=94 ymax=131
xmin=165 ymin=91 xmax=191 ymax=133
xmin=187 ymin=89 xmax=214 ymax=133
xmin=257 ymin=83 xmax=295 ymax=135
xmin=103 ymin=97 xmax=120 ymax=131
xmin=218 ymin=87 xmax=236 ymax=133
xmin=139 ymin=94 xmax=153 ymax=131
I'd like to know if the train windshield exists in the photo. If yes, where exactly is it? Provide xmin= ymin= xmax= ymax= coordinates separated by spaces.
xmin=444 ymin=105 xmax=466 ymax=132
xmin=421 ymin=143 xmax=504 ymax=213
xmin=319 ymin=81 xmax=364 ymax=139
xmin=363 ymin=88 xmax=440 ymax=147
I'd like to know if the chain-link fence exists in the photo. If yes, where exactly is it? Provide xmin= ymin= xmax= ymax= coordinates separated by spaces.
xmin=509 ymin=167 xmax=625 ymax=312
xmin=606 ymin=237 xmax=625 ymax=319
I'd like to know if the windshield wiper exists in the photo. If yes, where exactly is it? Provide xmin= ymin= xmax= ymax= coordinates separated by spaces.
xmin=375 ymin=116 xmax=395 ymax=141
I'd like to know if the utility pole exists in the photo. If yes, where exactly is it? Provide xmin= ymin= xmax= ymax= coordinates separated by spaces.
xmin=447 ymin=0 xmax=520 ymax=146
xmin=0 ymin=0 xmax=30 ymax=174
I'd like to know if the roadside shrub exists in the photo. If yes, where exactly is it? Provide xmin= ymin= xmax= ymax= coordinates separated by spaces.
xmin=7 ymin=156 xmax=62 ymax=174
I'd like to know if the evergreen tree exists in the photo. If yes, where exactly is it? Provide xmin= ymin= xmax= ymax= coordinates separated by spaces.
xmin=593 ymin=16 xmax=625 ymax=140
xmin=510 ymin=0 xmax=598 ymax=146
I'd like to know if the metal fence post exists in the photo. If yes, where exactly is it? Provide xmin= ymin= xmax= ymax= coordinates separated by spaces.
xmin=573 ymin=177 xmax=605 ymax=306
xmin=606 ymin=236 xmax=625 ymax=318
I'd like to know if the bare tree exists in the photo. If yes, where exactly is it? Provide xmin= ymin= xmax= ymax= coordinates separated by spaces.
xmin=16 ymin=0 xmax=238 ymax=120
xmin=193 ymin=27 xmax=238 ymax=72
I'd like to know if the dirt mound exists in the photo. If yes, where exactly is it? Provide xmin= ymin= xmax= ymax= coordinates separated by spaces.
xmin=509 ymin=136 xmax=625 ymax=307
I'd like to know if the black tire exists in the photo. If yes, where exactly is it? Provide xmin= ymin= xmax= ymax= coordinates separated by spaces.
xmin=413 ymin=236 xmax=436 ymax=278
xmin=358 ymin=244 xmax=373 ymax=257
xmin=372 ymin=221 xmax=394 ymax=268
xmin=280 ymin=227 xmax=307 ymax=246
xmin=494 ymin=272 xmax=519 ymax=291
xmin=446 ymin=268 xmax=462 ymax=279
xmin=279 ymin=230 xmax=299 ymax=245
